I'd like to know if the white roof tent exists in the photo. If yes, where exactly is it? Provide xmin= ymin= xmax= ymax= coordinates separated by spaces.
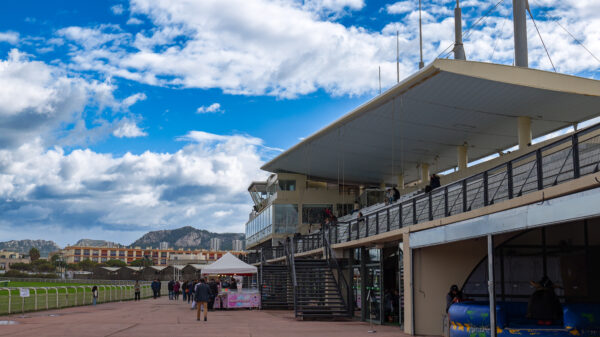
xmin=262 ymin=59 xmax=600 ymax=185
xmin=201 ymin=252 xmax=257 ymax=276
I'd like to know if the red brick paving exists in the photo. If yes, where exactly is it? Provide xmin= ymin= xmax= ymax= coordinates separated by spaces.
xmin=0 ymin=296 xmax=408 ymax=337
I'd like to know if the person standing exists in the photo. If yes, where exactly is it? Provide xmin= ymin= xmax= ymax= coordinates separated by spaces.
xmin=91 ymin=285 xmax=98 ymax=306
xmin=151 ymin=279 xmax=160 ymax=299
xmin=174 ymin=280 xmax=180 ymax=300
xmin=195 ymin=278 xmax=212 ymax=322
xmin=182 ymin=280 xmax=188 ymax=302
xmin=168 ymin=279 xmax=174 ymax=300
xmin=134 ymin=281 xmax=141 ymax=301
xmin=208 ymin=279 xmax=218 ymax=310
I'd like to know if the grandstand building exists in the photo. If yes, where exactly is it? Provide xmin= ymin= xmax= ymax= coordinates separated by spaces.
xmin=246 ymin=1 xmax=600 ymax=335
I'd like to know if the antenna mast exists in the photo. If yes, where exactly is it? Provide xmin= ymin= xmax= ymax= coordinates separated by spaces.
xmin=396 ymin=30 xmax=400 ymax=83
xmin=418 ymin=0 xmax=424 ymax=69
xmin=378 ymin=66 xmax=382 ymax=94
xmin=453 ymin=0 xmax=466 ymax=60
xmin=513 ymin=0 xmax=528 ymax=67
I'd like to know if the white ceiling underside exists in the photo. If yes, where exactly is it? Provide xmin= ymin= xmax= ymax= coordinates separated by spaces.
xmin=262 ymin=59 xmax=600 ymax=185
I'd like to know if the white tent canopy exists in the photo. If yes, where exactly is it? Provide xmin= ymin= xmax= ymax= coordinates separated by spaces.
xmin=200 ymin=252 xmax=257 ymax=275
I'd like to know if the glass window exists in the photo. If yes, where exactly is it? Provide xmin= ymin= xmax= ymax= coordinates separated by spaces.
xmin=74 ymin=249 xmax=81 ymax=255
xmin=110 ymin=250 xmax=117 ymax=256
xmin=302 ymin=204 xmax=333 ymax=224
xmin=274 ymin=204 xmax=298 ymax=234
xmin=278 ymin=180 xmax=296 ymax=191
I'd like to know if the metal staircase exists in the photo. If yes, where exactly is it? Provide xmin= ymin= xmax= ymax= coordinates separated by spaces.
xmin=257 ymin=231 xmax=353 ymax=320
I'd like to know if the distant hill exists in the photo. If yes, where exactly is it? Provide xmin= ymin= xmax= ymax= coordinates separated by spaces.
xmin=0 ymin=239 xmax=61 ymax=257
xmin=74 ymin=239 xmax=119 ymax=247
xmin=130 ymin=226 xmax=244 ymax=250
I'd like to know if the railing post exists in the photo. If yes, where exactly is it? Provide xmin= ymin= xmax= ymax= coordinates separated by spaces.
xmin=412 ymin=198 xmax=417 ymax=224
xmin=536 ymin=149 xmax=544 ymax=190
xmin=444 ymin=186 xmax=449 ymax=216
xmin=507 ymin=161 xmax=514 ymax=199
xmin=365 ymin=216 xmax=369 ymax=238
xmin=375 ymin=213 xmax=379 ymax=235
xmin=483 ymin=171 xmax=489 ymax=206
xmin=462 ymin=179 xmax=468 ymax=212
xmin=428 ymin=192 xmax=433 ymax=221
xmin=348 ymin=221 xmax=351 ymax=241
xmin=356 ymin=219 xmax=359 ymax=240
xmin=386 ymin=208 xmax=391 ymax=231
xmin=398 ymin=204 xmax=402 ymax=228
xmin=572 ymin=134 xmax=580 ymax=179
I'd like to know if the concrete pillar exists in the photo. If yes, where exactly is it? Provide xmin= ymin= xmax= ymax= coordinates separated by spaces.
xmin=397 ymin=174 xmax=405 ymax=190
xmin=457 ymin=144 xmax=468 ymax=171
xmin=402 ymin=234 xmax=414 ymax=335
xmin=359 ymin=185 xmax=365 ymax=195
xmin=421 ymin=163 xmax=430 ymax=185
xmin=380 ymin=182 xmax=386 ymax=190
xmin=518 ymin=116 xmax=532 ymax=149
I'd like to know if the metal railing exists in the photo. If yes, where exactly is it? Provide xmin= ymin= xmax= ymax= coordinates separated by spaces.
xmin=322 ymin=226 xmax=352 ymax=317
xmin=0 ymin=281 xmax=166 ymax=315
xmin=285 ymin=239 xmax=298 ymax=317
xmin=256 ymin=123 xmax=600 ymax=260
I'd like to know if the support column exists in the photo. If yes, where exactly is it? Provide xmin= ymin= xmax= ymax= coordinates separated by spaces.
xmin=488 ymin=234 xmax=497 ymax=337
xmin=402 ymin=233 xmax=414 ymax=335
xmin=380 ymin=182 xmax=386 ymax=190
xmin=518 ymin=116 xmax=532 ymax=149
xmin=421 ymin=163 xmax=430 ymax=185
xmin=457 ymin=144 xmax=468 ymax=171
xmin=397 ymin=174 xmax=405 ymax=190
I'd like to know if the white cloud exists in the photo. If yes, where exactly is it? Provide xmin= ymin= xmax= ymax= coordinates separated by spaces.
xmin=122 ymin=92 xmax=147 ymax=109
xmin=112 ymin=119 xmax=147 ymax=138
xmin=111 ymin=4 xmax=125 ymax=15
xmin=47 ymin=0 xmax=600 ymax=98
xmin=0 ymin=49 xmax=150 ymax=148
xmin=0 ymin=132 xmax=268 ymax=245
xmin=301 ymin=0 xmax=365 ymax=16
xmin=126 ymin=17 xmax=144 ymax=25
xmin=0 ymin=31 xmax=19 ymax=44
xmin=386 ymin=1 xmax=413 ymax=15
xmin=196 ymin=103 xmax=222 ymax=114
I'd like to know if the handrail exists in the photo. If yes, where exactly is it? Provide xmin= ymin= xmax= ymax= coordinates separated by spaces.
xmin=322 ymin=223 xmax=352 ymax=316
xmin=285 ymin=238 xmax=298 ymax=317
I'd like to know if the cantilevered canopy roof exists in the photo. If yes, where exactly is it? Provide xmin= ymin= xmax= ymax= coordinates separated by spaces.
xmin=262 ymin=59 xmax=600 ymax=185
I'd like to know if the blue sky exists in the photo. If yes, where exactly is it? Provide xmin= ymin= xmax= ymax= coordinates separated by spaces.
xmin=0 ymin=0 xmax=599 ymax=247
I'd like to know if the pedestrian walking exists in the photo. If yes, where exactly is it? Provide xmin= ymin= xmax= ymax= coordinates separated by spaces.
xmin=195 ymin=278 xmax=212 ymax=322
xmin=182 ymin=280 xmax=188 ymax=301
xmin=92 ymin=285 xmax=98 ymax=306
xmin=208 ymin=279 xmax=218 ymax=310
xmin=134 ymin=280 xmax=141 ymax=301
xmin=174 ymin=280 xmax=180 ymax=300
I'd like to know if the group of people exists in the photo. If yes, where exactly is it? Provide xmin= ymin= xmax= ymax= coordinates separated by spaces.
xmin=446 ymin=275 xmax=564 ymax=325
xmin=385 ymin=186 xmax=401 ymax=205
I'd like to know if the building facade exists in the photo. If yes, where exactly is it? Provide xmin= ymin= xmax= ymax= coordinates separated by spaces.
xmin=232 ymin=239 xmax=244 ymax=251
xmin=60 ymin=246 xmax=242 ymax=266
xmin=245 ymin=172 xmax=357 ymax=250
xmin=209 ymin=238 xmax=221 ymax=251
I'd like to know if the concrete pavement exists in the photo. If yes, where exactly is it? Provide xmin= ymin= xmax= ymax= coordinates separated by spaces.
xmin=0 ymin=296 xmax=408 ymax=337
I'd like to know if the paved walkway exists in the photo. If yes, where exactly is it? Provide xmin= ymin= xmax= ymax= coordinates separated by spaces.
xmin=0 ymin=297 xmax=408 ymax=337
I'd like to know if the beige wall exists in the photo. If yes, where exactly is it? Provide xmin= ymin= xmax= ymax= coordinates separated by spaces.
xmin=411 ymin=233 xmax=515 ymax=336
